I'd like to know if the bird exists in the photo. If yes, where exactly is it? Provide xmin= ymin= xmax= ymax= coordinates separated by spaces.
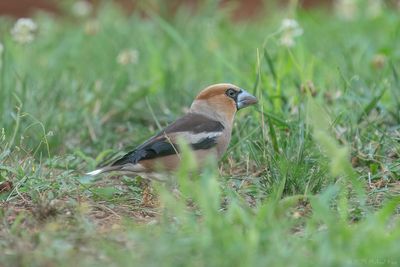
xmin=87 ymin=83 xmax=258 ymax=180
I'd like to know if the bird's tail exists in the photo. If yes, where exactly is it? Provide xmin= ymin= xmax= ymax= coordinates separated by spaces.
xmin=86 ymin=165 xmax=123 ymax=176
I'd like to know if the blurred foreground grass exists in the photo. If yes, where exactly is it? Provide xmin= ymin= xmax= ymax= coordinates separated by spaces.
xmin=0 ymin=1 xmax=400 ymax=266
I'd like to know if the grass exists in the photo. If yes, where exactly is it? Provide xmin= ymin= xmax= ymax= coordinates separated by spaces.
xmin=1 ymin=1 xmax=400 ymax=266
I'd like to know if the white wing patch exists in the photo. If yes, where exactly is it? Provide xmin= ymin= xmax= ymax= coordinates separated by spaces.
xmin=174 ymin=131 xmax=223 ymax=144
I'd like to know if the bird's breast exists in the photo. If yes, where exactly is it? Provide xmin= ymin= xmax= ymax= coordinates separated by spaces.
xmin=216 ymin=128 xmax=232 ymax=158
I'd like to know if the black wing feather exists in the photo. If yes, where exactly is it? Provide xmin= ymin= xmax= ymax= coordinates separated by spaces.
xmin=111 ymin=140 xmax=176 ymax=166
xmin=111 ymin=113 xmax=223 ymax=167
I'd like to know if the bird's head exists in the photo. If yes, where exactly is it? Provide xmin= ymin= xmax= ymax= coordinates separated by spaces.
xmin=190 ymin=83 xmax=258 ymax=125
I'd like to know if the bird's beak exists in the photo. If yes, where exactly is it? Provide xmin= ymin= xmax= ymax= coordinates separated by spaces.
xmin=237 ymin=89 xmax=258 ymax=109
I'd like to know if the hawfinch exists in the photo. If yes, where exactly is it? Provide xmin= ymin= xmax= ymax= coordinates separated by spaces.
xmin=87 ymin=83 xmax=257 ymax=180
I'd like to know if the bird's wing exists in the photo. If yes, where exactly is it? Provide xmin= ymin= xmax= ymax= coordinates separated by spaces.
xmin=111 ymin=113 xmax=224 ymax=167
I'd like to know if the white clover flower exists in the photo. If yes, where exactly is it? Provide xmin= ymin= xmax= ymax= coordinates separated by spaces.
xmin=72 ymin=1 xmax=93 ymax=17
xmin=279 ymin=18 xmax=303 ymax=47
xmin=117 ymin=49 xmax=139 ymax=65
xmin=11 ymin=18 xmax=37 ymax=44
xmin=280 ymin=34 xmax=295 ymax=47
xmin=280 ymin=19 xmax=303 ymax=34
xmin=335 ymin=0 xmax=358 ymax=20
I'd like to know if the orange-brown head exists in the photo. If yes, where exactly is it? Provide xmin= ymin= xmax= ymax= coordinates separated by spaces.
xmin=190 ymin=83 xmax=258 ymax=126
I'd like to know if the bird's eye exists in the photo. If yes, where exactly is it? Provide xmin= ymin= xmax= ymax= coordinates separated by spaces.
xmin=226 ymin=88 xmax=237 ymax=99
